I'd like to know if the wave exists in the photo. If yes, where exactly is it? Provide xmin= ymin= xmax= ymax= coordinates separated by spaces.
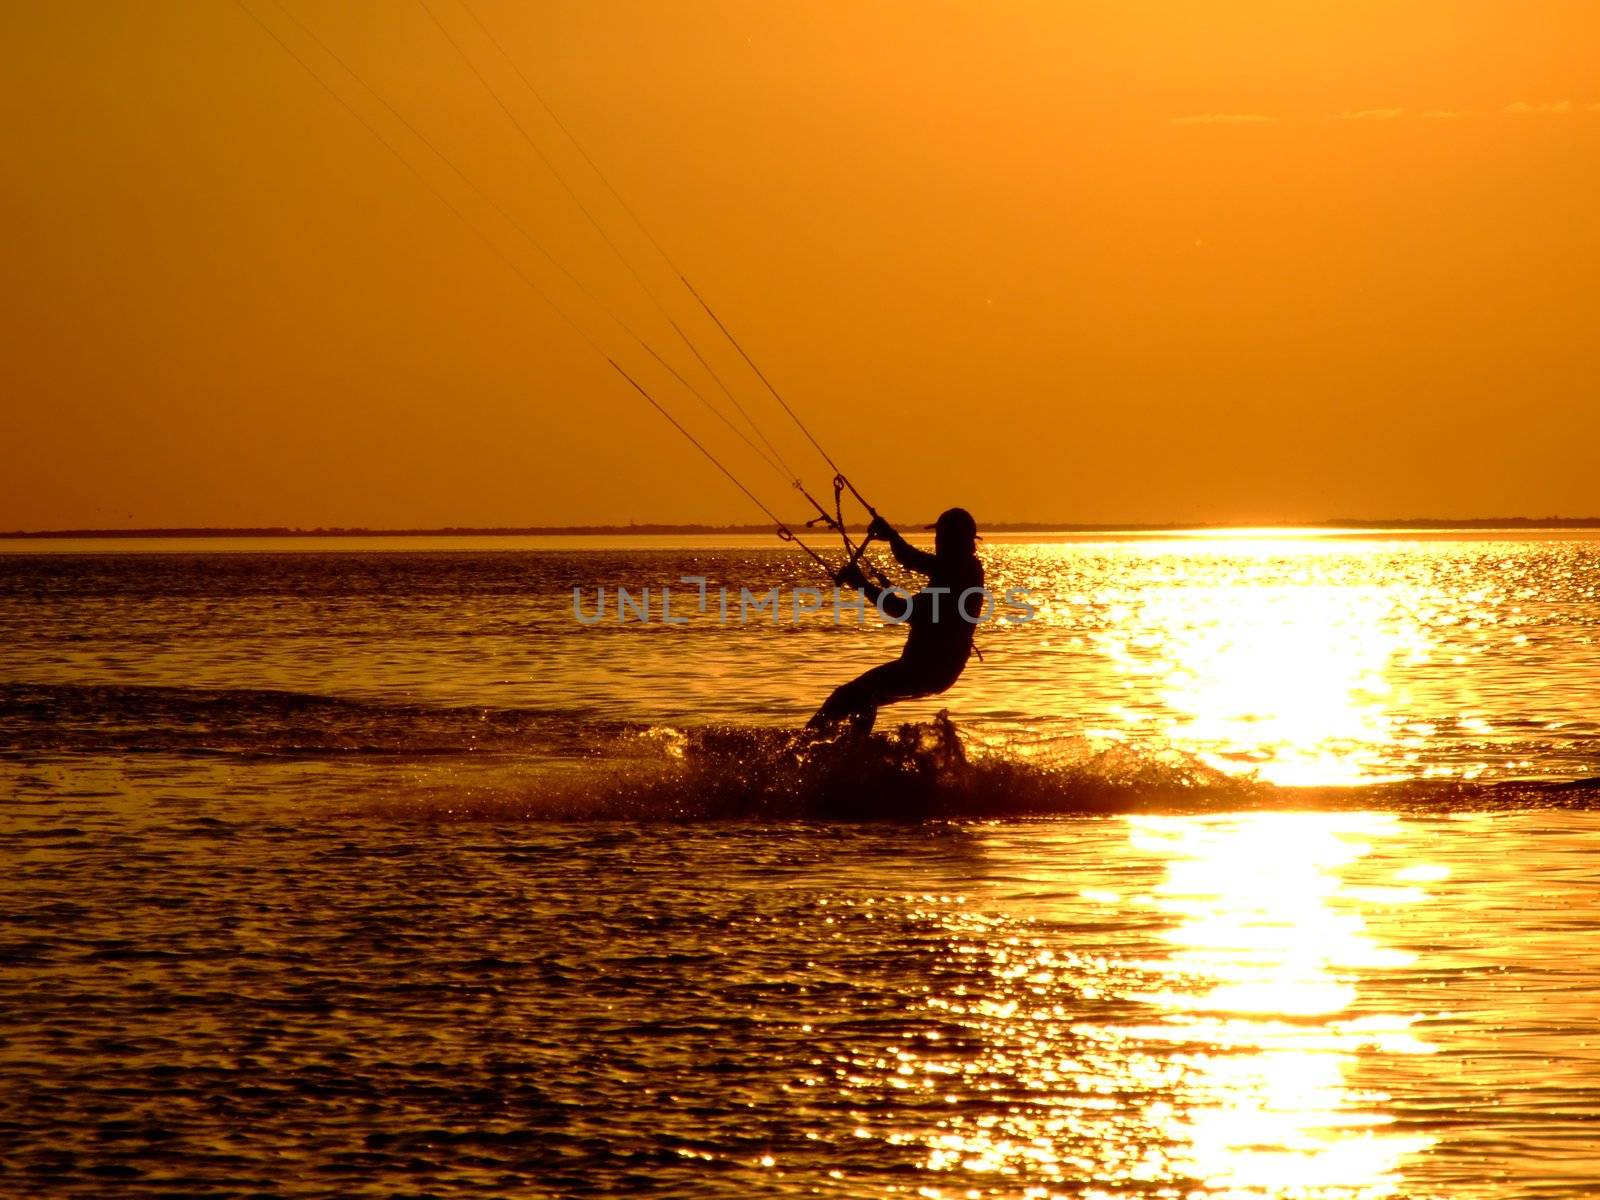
xmin=0 ymin=682 xmax=635 ymax=760
xmin=362 ymin=713 xmax=1600 ymax=822
xmin=7 ymin=683 xmax=1596 ymax=818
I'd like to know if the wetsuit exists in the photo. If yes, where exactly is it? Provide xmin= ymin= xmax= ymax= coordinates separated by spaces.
xmin=809 ymin=531 xmax=983 ymax=733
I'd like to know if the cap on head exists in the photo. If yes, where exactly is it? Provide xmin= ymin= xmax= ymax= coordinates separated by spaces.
xmin=930 ymin=507 xmax=978 ymax=556
xmin=934 ymin=507 xmax=977 ymax=539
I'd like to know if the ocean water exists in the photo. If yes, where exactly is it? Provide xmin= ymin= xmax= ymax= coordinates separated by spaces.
xmin=3 ymin=533 xmax=1599 ymax=1197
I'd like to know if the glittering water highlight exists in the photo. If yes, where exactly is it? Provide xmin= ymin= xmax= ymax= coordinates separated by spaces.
xmin=2 ymin=534 xmax=1598 ymax=1196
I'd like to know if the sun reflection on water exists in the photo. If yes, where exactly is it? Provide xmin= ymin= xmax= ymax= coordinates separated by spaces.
xmin=898 ymin=816 xmax=1440 ymax=1198
xmin=1084 ymin=542 xmax=1438 ymax=785
xmin=1110 ymin=815 xmax=1437 ymax=1196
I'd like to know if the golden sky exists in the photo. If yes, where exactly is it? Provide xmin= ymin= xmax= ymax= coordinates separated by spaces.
xmin=3 ymin=1 xmax=1598 ymax=529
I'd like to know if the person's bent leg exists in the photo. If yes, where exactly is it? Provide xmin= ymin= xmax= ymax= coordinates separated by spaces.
xmin=808 ymin=661 xmax=917 ymax=733
xmin=808 ymin=671 xmax=877 ymax=731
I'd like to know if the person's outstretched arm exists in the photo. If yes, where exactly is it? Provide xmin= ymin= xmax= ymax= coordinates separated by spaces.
xmin=869 ymin=516 xmax=937 ymax=576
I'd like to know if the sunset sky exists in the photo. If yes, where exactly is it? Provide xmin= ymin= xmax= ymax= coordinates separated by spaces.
xmin=4 ymin=1 xmax=1598 ymax=530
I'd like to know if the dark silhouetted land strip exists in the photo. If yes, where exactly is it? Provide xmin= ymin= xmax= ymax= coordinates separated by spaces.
xmin=6 ymin=518 xmax=1600 ymax=539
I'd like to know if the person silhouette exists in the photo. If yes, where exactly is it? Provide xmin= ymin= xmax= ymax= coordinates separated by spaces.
xmin=808 ymin=507 xmax=984 ymax=734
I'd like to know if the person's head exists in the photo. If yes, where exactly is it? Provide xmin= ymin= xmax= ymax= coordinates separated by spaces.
xmin=932 ymin=507 xmax=978 ymax=560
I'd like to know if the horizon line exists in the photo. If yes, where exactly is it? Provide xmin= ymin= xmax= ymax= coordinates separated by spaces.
xmin=5 ymin=516 xmax=1600 ymax=539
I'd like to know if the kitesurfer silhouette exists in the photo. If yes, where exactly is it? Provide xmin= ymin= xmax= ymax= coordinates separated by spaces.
xmin=808 ymin=508 xmax=984 ymax=734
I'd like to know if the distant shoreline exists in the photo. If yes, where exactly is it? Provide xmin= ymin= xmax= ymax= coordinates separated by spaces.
xmin=5 ymin=518 xmax=1600 ymax=539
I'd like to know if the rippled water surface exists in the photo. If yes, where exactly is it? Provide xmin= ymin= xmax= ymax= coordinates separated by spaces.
xmin=3 ymin=534 xmax=1599 ymax=1196
xmin=6 ymin=799 xmax=1600 ymax=1197
xmin=4 ymin=533 xmax=1597 ymax=782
